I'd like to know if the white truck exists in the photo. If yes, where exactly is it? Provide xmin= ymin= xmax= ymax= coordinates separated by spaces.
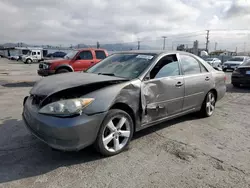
xmin=21 ymin=48 xmax=46 ymax=64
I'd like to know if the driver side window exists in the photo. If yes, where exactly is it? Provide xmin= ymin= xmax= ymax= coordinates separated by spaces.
xmin=150 ymin=54 xmax=180 ymax=79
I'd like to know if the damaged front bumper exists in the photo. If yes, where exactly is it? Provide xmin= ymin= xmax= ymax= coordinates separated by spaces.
xmin=22 ymin=96 xmax=107 ymax=151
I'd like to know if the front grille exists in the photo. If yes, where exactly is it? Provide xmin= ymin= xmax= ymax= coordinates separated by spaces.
xmin=31 ymin=95 xmax=47 ymax=106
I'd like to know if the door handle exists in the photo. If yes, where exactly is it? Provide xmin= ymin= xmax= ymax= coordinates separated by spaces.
xmin=205 ymin=77 xmax=210 ymax=81
xmin=175 ymin=82 xmax=183 ymax=87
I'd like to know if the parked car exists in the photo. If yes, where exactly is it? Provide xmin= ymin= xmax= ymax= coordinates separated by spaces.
xmin=231 ymin=59 xmax=250 ymax=87
xmin=46 ymin=51 xmax=66 ymax=58
xmin=23 ymin=51 xmax=226 ymax=156
xmin=222 ymin=56 xmax=250 ymax=72
xmin=206 ymin=58 xmax=222 ymax=68
xmin=37 ymin=48 xmax=108 ymax=76
xmin=8 ymin=55 xmax=20 ymax=61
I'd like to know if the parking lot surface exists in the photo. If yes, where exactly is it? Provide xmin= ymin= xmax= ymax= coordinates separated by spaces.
xmin=0 ymin=58 xmax=250 ymax=188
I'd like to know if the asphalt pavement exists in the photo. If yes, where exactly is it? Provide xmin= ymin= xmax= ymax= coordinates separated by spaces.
xmin=0 ymin=58 xmax=250 ymax=188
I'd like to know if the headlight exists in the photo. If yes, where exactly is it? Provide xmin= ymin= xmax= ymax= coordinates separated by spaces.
xmin=43 ymin=63 xmax=50 ymax=69
xmin=39 ymin=98 xmax=94 ymax=116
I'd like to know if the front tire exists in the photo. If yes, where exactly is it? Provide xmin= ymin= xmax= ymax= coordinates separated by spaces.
xmin=200 ymin=91 xmax=216 ymax=117
xmin=56 ymin=69 xmax=69 ymax=74
xmin=95 ymin=109 xmax=134 ymax=156
xmin=26 ymin=59 xmax=32 ymax=64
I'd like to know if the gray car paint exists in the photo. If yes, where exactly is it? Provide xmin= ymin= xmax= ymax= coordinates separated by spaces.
xmin=23 ymin=50 xmax=226 ymax=151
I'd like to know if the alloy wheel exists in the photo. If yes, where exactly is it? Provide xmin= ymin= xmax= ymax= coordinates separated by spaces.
xmin=206 ymin=92 xmax=215 ymax=116
xmin=102 ymin=115 xmax=131 ymax=153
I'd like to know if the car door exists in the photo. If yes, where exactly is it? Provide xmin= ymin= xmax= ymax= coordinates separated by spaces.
xmin=72 ymin=50 xmax=94 ymax=71
xmin=179 ymin=54 xmax=213 ymax=111
xmin=141 ymin=54 xmax=185 ymax=124
xmin=31 ymin=51 xmax=37 ymax=62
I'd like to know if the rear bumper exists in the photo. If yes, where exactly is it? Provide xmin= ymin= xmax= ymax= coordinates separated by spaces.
xmin=22 ymin=96 xmax=107 ymax=151
xmin=232 ymin=75 xmax=250 ymax=85
xmin=37 ymin=69 xmax=55 ymax=76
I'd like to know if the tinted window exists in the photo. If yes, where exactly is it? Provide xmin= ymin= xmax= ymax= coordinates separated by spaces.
xmin=200 ymin=63 xmax=208 ymax=72
xmin=95 ymin=50 xmax=107 ymax=59
xmin=78 ymin=51 xmax=93 ymax=60
xmin=180 ymin=55 xmax=201 ymax=75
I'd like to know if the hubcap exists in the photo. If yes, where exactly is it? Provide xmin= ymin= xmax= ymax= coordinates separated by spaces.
xmin=206 ymin=92 xmax=215 ymax=116
xmin=102 ymin=115 xmax=131 ymax=152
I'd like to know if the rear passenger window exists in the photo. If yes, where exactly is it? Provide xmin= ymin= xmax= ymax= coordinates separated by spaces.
xmin=32 ymin=52 xmax=36 ymax=55
xmin=78 ymin=51 xmax=93 ymax=60
xmin=37 ymin=52 xmax=40 ymax=55
xmin=180 ymin=55 xmax=201 ymax=75
xmin=95 ymin=51 xmax=107 ymax=59
xmin=200 ymin=63 xmax=208 ymax=72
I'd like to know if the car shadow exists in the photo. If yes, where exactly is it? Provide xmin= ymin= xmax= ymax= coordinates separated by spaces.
xmin=226 ymin=83 xmax=250 ymax=94
xmin=133 ymin=113 xmax=199 ymax=140
xmin=2 ymin=81 xmax=36 ymax=88
xmin=0 ymin=118 xmax=102 ymax=184
xmin=0 ymin=113 xmax=200 ymax=184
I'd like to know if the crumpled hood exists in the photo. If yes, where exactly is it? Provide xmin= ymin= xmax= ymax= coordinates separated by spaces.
xmin=30 ymin=72 xmax=127 ymax=96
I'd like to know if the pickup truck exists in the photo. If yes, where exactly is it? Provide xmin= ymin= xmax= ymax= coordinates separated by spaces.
xmin=38 ymin=48 xmax=108 ymax=76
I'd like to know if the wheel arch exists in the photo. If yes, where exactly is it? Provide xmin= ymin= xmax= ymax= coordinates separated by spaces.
xmin=55 ymin=64 xmax=74 ymax=73
xmin=110 ymin=102 xmax=136 ymax=134
xmin=209 ymin=88 xmax=218 ymax=102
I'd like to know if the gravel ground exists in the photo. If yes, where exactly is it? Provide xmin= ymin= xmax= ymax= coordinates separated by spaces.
xmin=0 ymin=58 xmax=250 ymax=188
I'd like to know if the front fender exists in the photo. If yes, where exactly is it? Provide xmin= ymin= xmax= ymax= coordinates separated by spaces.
xmin=55 ymin=64 xmax=74 ymax=72
xmin=82 ymin=79 xmax=141 ymax=115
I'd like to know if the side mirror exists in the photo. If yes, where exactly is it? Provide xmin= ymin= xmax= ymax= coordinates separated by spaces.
xmin=76 ymin=56 xmax=81 ymax=60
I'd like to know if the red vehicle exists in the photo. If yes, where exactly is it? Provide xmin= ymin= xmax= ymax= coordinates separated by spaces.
xmin=38 ymin=48 xmax=108 ymax=76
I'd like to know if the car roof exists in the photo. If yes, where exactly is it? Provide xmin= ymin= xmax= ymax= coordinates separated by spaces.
xmin=76 ymin=48 xmax=107 ymax=51
xmin=112 ymin=50 xmax=193 ymax=56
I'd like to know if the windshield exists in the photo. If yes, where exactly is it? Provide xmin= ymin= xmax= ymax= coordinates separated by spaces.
xmin=240 ymin=60 xmax=250 ymax=66
xmin=228 ymin=57 xmax=244 ymax=61
xmin=86 ymin=53 xmax=155 ymax=79
xmin=64 ymin=51 xmax=78 ymax=59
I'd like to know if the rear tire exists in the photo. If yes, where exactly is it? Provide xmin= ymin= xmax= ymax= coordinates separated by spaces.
xmin=56 ymin=69 xmax=69 ymax=74
xmin=200 ymin=91 xmax=216 ymax=117
xmin=95 ymin=109 xmax=134 ymax=156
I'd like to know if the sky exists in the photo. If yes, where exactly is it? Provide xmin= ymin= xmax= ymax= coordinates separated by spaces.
xmin=0 ymin=0 xmax=250 ymax=51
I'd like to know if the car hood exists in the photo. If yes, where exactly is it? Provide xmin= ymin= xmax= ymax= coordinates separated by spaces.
xmin=224 ymin=61 xmax=243 ymax=64
xmin=30 ymin=72 xmax=128 ymax=96
xmin=44 ymin=59 xmax=69 ymax=64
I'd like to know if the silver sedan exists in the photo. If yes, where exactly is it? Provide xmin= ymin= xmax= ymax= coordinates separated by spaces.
xmin=22 ymin=51 xmax=226 ymax=156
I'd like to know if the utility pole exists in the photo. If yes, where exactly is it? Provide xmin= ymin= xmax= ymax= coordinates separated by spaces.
xmin=235 ymin=46 xmax=238 ymax=54
xmin=205 ymin=30 xmax=210 ymax=52
xmin=162 ymin=36 xmax=167 ymax=50
xmin=214 ymin=42 xmax=217 ymax=51
xmin=244 ymin=42 xmax=246 ymax=54
xmin=137 ymin=40 xmax=140 ymax=50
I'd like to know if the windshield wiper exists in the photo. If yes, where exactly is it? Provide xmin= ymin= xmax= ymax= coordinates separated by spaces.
xmin=98 ymin=73 xmax=116 ymax=76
